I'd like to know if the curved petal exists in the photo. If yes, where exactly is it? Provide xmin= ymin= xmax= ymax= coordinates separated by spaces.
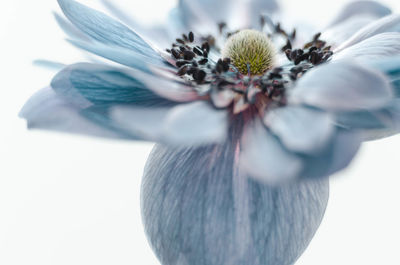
xmin=240 ymin=120 xmax=303 ymax=185
xmin=322 ymin=15 xmax=377 ymax=47
xmin=289 ymin=61 xmax=393 ymax=111
xmin=367 ymin=55 xmax=400 ymax=95
xmin=100 ymin=0 xmax=171 ymax=48
xmin=19 ymin=87 xmax=134 ymax=139
xmin=51 ymin=63 xmax=176 ymax=107
xmin=327 ymin=0 xmax=391 ymax=27
xmin=334 ymin=32 xmax=400 ymax=61
xmin=299 ymin=130 xmax=362 ymax=179
xmin=335 ymin=99 xmax=400 ymax=141
xmin=336 ymin=14 xmax=400 ymax=52
xmin=264 ymin=106 xmax=335 ymax=155
xmin=178 ymin=0 xmax=279 ymax=34
xmin=57 ymin=0 xmax=159 ymax=59
xmin=111 ymin=101 xmax=228 ymax=146
xmin=67 ymin=39 xmax=170 ymax=72
xmin=142 ymin=142 xmax=329 ymax=265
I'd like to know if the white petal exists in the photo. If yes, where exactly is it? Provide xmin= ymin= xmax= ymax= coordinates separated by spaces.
xmin=336 ymin=14 xmax=400 ymax=52
xmin=327 ymin=0 xmax=391 ymax=27
xmin=111 ymin=101 xmax=228 ymax=146
xmin=289 ymin=61 xmax=393 ymax=111
xmin=334 ymin=32 xmax=400 ymax=61
xmin=240 ymin=121 xmax=303 ymax=185
xmin=265 ymin=106 xmax=335 ymax=154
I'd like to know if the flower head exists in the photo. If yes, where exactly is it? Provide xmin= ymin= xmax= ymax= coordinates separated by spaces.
xmin=20 ymin=0 xmax=400 ymax=264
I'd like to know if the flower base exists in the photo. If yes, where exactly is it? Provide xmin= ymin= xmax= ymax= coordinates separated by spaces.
xmin=141 ymin=143 xmax=329 ymax=265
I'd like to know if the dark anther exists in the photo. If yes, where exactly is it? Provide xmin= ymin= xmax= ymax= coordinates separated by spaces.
xmin=179 ymin=46 xmax=187 ymax=52
xmin=183 ymin=50 xmax=196 ymax=60
xmin=189 ymin=31 xmax=194 ymax=42
xmin=198 ymin=58 xmax=208 ymax=65
xmin=216 ymin=60 xmax=224 ymax=73
xmin=309 ymin=46 xmax=318 ymax=53
xmin=202 ymin=42 xmax=210 ymax=53
xmin=290 ymin=66 xmax=303 ymax=74
xmin=290 ymin=29 xmax=296 ymax=40
xmin=310 ymin=51 xmax=323 ymax=65
xmin=218 ymin=22 xmax=227 ymax=34
xmin=192 ymin=61 xmax=199 ymax=67
xmin=313 ymin=32 xmax=321 ymax=41
xmin=165 ymin=49 xmax=171 ymax=53
xmin=281 ymin=39 xmax=292 ymax=52
xmin=222 ymin=61 xmax=230 ymax=72
xmin=176 ymin=38 xmax=185 ymax=44
xmin=176 ymin=60 xmax=191 ymax=67
xmin=223 ymin=58 xmax=231 ymax=64
xmin=285 ymin=49 xmax=292 ymax=61
xmin=182 ymin=34 xmax=188 ymax=42
xmin=193 ymin=46 xmax=203 ymax=56
xmin=203 ymin=50 xmax=209 ymax=58
xmin=187 ymin=67 xmax=197 ymax=75
xmin=193 ymin=69 xmax=206 ymax=82
xmin=171 ymin=48 xmax=181 ymax=59
xmin=177 ymin=65 xmax=190 ymax=76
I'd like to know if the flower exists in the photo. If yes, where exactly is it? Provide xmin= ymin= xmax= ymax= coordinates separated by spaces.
xmin=20 ymin=0 xmax=400 ymax=264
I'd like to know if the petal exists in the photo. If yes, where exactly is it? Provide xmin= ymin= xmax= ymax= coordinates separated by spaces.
xmin=142 ymin=142 xmax=329 ymax=265
xmin=335 ymin=99 xmax=400 ymax=141
xmin=67 ymin=39 xmax=169 ymax=72
xmin=51 ymin=63 xmax=175 ymax=107
xmin=111 ymin=101 xmax=228 ymax=146
xmin=336 ymin=14 xmax=400 ymax=52
xmin=368 ymin=55 xmax=400 ymax=95
xmin=100 ymin=0 xmax=171 ymax=48
xmin=54 ymin=12 xmax=90 ymax=41
xmin=19 ymin=87 xmax=133 ymax=139
xmin=264 ymin=106 xmax=335 ymax=155
xmin=57 ymin=0 xmax=159 ymax=59
xmin=322 ymin=15 xmax=377 ymax=47
xmin=289 ymin=61 xmax=393 ymax=111
xmin=300 ymin=130 xmax=362 ymax=179
xmin=178 ymin=0 xmax=279 ymax=34
xmin=327 ymin=0 xmax=391 ymax=27
xmin=334 ymin=32 xmax=400 ymax=61
xmin=130 ymin=69 xmax=201 ymax=102
xmin=240 ymin=121 xmax=303 ymax=184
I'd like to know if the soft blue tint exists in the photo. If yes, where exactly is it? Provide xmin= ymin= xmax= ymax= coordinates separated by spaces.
xmin=142 ymin=142 xmax=329 ymax=265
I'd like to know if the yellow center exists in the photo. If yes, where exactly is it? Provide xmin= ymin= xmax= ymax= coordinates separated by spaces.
xmin=222 ymin=29 xmax=275 ymax=75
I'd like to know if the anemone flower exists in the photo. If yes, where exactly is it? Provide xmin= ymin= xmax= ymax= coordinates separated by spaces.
xmin=20 ymin=0 xmax=400 ymax=264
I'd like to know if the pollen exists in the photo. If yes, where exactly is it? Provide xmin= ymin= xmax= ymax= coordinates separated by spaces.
xmin=222 ymin=29 xmax=275 ymax=75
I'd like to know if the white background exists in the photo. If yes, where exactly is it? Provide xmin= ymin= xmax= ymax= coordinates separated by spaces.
xmin=1 ymin=0 xmax=400 ymax=264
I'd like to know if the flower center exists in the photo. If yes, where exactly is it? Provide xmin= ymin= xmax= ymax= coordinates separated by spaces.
xmin=222 ymin=29 xmax=275 ymax=76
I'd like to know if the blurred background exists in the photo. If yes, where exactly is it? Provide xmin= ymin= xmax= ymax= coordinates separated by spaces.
xmin=1 ymin=0 xmax=400 ymax=264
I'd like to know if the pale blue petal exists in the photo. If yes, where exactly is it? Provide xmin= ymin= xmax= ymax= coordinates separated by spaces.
xmin=334 ymin=32 xmax=400 ymax=61
xmin=264 ymin=106 xmax=335 ymax=155
xmin=322 ymin=15 xmax=378 ymax=47
xmin=111 ymin=101 xmax=228 ymax=146
xmin=240 ymin=121 xmax=303 ymax=184
xmin=336 ymin=14 xmax=400 ymax=52
xmin=142 ymin=142 xmax=329 ymax=265
xmin=178 ymin=0 xmax=278 ymax=33
xmin=54 ymin=12 xmax=90 ymax=41
xmin=100 ymin=0 xmax=171 ymax=48
xmin=328 ymin=0 xmax=391 ymax=27
xmin=290 ymin=61 xmax=393 ymax=111
xmin=57 ymin=0 xmax=159 ymax=59
xmin=19 ymin=87 xmax=134 ymax=139
xmin=67 ymin=39 xmax=168 ymax=72
xmin=51 ymin=63 xmax=175 ymax=107
xmin=368 ymin=55 xmax=400 ymax=94
xmin=300 ymin=130 xmax=362 ymax=179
